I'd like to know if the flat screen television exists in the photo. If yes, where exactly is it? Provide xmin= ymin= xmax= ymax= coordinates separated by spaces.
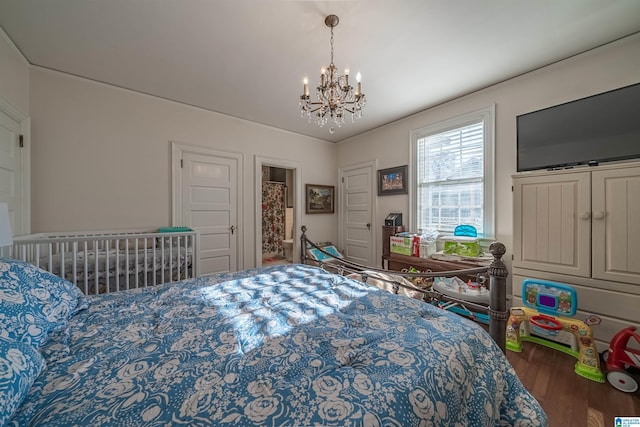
xmin=516 ymin=82 xmax=640 ymax=172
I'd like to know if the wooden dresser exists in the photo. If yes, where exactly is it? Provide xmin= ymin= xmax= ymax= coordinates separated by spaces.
xmin=381 ymin=227 xmax=486 ymax=283
xmin=387 ymin=252 xmax=481 ymax=274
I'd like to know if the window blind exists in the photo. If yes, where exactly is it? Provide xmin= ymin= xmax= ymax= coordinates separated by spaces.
xmin=416 ymin=120 xmax=484 ymax=233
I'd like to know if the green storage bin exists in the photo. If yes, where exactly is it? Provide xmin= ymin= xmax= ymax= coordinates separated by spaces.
xmin=443 ymin=236 xmax=481 ymax=257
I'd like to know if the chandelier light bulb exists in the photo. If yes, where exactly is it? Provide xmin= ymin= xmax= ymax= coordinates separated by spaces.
xmin=299 ymin=14 xmax=366 ymax=132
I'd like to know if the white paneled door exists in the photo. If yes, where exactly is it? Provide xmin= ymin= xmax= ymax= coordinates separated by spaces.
xmin=340 ymin=162 xmax=375 ymax=266
xmin=0 ymin=108 xmax=25 ymax=235
xmin=174 ymin=144 xmax=242 ymax=276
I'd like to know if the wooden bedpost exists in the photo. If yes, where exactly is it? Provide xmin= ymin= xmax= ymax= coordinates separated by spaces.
xmin=488 ymin=242 xmax=509 ymax=354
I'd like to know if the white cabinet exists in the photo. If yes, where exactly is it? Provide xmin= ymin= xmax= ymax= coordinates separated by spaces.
xmin=513 ymin=171 xmax=591 ymax=277
xmin=513 ymin=164 xmax=640 ymax=286
xmin=512 ymin=163 xmax=640 ymax=348
xmin=592 ymin=167 xmax=640 ymax=285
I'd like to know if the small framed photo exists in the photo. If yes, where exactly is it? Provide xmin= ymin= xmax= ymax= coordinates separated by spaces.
xmin=378 ymin=165 xmax=408 ymax=196
xmin=306 ymin=184 xmax=335 ymax=214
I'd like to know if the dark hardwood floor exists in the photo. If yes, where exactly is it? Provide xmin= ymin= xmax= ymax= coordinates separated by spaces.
xmin=506 ymin=342 xmax=640 ymax=426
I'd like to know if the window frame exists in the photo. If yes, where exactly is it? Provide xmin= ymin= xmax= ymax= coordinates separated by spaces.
xmin=409 ymin=104 xmax=495 ymax=239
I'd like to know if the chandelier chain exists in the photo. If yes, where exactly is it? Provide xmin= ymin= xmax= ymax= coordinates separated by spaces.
xmin=330 ymin=25 xmax=334 ymax=66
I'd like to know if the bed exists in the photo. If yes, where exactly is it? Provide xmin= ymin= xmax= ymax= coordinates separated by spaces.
xmin=3 ymin=228 xmax=198 ymax=295
xmin=1 ymin=229 xmax=547 ymax=426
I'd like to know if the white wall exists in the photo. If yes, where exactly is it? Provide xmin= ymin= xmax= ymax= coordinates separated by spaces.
xmin=0 ymin=28 xmax=29 ymax=114
xmin=337 ymin=33 xmax=640 ymax=269
xmin=29 ymin=68 xmax=338 ymax=268
xmin=5 ymin=28 xmax=640 ymax=271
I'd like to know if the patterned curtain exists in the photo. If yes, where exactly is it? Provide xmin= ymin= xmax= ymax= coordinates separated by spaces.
xmin=262 ymin=182 xmax=285 ymax=254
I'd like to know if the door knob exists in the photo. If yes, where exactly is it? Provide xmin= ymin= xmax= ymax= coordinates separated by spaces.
xmin=366 ymin=223 xmax=371 ymax=229
xmin=230 ymin=225 xmax=236 ymax=234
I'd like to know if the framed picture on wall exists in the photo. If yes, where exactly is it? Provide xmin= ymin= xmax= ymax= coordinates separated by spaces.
xmin=378 ymin=165 xmax=408 ymax=196
xmin=305 ymin=184 xmax=335 ymax=214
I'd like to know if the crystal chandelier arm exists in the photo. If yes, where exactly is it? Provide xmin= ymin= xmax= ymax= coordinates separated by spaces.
xmin=300 ymin=97 xmax=325 ymax=114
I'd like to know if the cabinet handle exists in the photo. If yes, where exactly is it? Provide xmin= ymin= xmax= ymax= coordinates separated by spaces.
xmin=580 ymin=212 xmax=591 ymax=220
xmin=592 ymin=211 xmax=605 ymax=220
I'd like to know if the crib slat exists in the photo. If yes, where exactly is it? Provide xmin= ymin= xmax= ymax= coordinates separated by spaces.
xmin=161 ymin=238 xmax=166 ymax=284
xmin=152 ymin=238 xmax=157 ymax=287
xmin=125 ymin=239 xmax=130 ymax=291
xmin=104 ymin=238 xmax=110 ymax=293
xmin=47 ymin=244 xmax=53 ymax=277
xmin=82 ymin=241 xmax=89 ymax=295
xmin=71 ymin=242 xmax=78 ymax=287
xmin=134 ymin=237 xmax=140 ymax=289
xmin=94 ymin=239 xmax=100 ymax=295
xmin=115 ymin=239 xmax=120 ymax=293
xmin=177 ymin=236 xmax=182 ymax=280
xmin=59 ymin=245 xmax=65 ymax=281
xmin=169 ymin=236 xmax=174 ymax=282
xmin=143 ymin=237 xmax=148 ymax=288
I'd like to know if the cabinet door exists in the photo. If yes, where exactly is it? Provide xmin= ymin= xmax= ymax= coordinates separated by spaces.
xmin=513 ymin=172 xmax=591 ymax=276
xmin=592 ymin=166 xmax=640 ymax=285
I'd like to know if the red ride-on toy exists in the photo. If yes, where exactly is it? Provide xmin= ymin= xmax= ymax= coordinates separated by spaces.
xmin=602 ymin=326 xmax=640 ymax=393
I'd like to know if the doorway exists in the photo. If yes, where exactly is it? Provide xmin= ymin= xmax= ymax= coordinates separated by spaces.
xmin=254 ymin=156 xmax=301 ymax=267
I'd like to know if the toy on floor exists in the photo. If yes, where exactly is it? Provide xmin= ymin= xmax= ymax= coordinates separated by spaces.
xmin=506 ymin=279 xmax=605 ymax=382
xmin=602 ymin=326 xmax=640 ymax=393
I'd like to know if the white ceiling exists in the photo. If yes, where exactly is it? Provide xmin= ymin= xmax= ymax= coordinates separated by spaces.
xmin=1 ymin=0 xmax=639 ymax=143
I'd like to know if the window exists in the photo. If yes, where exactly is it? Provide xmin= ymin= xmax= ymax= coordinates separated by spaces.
xmin=410 ymin=105 xmax=495 ymax=238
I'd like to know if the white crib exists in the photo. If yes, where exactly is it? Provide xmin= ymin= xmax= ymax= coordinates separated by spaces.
xmin=2 ymin=228 xmax=199 ymax=295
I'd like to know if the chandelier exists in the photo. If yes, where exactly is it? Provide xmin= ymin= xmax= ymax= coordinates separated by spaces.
xmin=300 ymin=14 xmax=366 ymax=134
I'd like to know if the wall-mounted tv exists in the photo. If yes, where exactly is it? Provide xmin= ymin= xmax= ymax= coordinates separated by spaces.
xmin=516 ymin=82 xmax=640 ymax=172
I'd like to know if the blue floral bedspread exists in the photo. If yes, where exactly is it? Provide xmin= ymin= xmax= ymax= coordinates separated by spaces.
xmin=11 ymin=264 xmax=547 ymax=426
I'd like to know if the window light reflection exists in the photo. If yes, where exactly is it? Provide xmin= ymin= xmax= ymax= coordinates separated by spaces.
xmin=196 ymin=268 xmax=364 ymax=355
